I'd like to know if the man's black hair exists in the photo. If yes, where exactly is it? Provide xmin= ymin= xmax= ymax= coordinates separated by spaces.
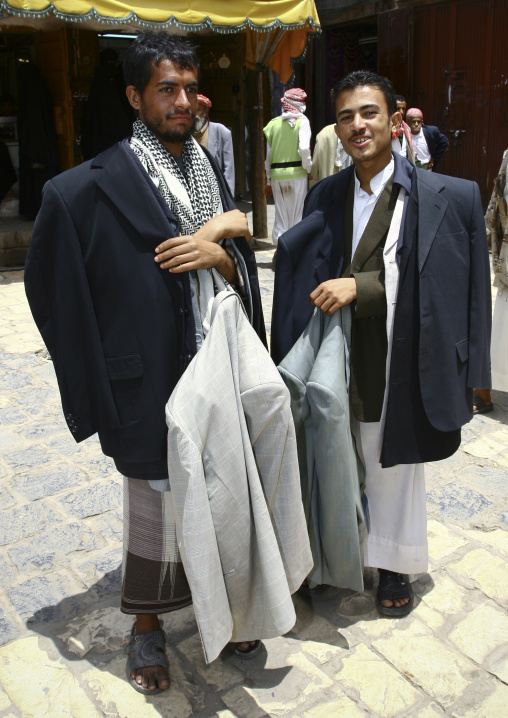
xmin=123 ymin=31 xmax=199 ymax=95
xmin=331 ymin=70 xmax=397 ymax=117
xmin=396 ymin=94 xmax=406 ymax=103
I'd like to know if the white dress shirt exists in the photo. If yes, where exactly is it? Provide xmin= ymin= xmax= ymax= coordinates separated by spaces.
xmin=352 ymin=158 xmax=394 ymax=258
xmin=391 ymin=133 xmax=407 ymax=157
xmin=413 ymin=130 xmax=431 ymax=164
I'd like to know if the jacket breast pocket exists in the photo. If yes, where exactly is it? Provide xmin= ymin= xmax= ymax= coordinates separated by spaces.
xmin=105 ymin=353 xmax=143 ymax=427
xmin=436 ymin=231 xmax=467 ymax=245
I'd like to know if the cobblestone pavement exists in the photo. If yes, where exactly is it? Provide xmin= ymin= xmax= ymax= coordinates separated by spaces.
xmin=0 ymin=201 xmax=507 ymax=717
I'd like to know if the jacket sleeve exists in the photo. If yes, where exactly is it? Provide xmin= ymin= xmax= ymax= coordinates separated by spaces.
xmin=24 ymin=180 xmax=123 ymax=441
xmin=271 ymin=234 xmax=295 ymax=366
xmin=430 ymin=126 xmax=449 ymax=165
xmin=221 ymin=127 xmax=235 ymax=198
xmin=467 ymin=180 xmax=492 ymax=388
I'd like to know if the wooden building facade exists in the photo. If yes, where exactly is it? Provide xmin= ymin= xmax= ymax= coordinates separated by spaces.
xmin=307 ymin=0 xmax=508 ymax=207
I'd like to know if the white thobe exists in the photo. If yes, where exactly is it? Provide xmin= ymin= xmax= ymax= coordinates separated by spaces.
xmin=353 ymin=171 xmax=428 ymax=575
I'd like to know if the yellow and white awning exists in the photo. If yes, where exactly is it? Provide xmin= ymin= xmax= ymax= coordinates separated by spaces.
xmin=0 ymin=0 xmax=320 ymax=82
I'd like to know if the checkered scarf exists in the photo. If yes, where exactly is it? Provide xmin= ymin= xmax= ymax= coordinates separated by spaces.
xmin=129 ymin=118 xmax=221 ymax=235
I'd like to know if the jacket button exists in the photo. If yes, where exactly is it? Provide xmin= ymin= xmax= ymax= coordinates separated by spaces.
xmin=71 ymin=426 xmax=77 ymax=433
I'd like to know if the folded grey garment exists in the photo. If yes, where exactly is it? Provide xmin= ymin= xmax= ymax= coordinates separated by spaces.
xmin=148 ymin=478 xmax=171 ymax=492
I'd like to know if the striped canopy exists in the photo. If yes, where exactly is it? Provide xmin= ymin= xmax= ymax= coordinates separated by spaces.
xmin=0 ymin=0 xmax=320 ymax=82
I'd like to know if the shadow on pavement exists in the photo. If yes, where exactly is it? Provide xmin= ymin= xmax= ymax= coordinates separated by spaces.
xmin=25 ymin=565 xmax=433 ymax=716
xmin=27 ymin=567 xmax=292 ymax=717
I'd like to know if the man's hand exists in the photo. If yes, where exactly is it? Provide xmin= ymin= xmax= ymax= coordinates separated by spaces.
xmin=310 ymin=278 xmax=357 ymax=316
xmin=193 ymin=210 xmax=251 ymax=244
xmin=154 ymin=235 xmax=236 ymax=283
xmin=428 ymin=158 xmax=435 ymax=170
xmin=264 ymin=185 xmax=273 ymax=198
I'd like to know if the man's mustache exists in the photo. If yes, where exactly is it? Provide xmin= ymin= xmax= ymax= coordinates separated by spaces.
xmin=165 ymin=110 xmax=195 ymax=119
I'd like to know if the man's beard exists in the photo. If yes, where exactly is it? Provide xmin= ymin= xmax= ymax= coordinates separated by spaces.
xmin=194 ymin=115 xmax=209 ymax=133
xmin=143 ymin=111 xmax=197 ymax=145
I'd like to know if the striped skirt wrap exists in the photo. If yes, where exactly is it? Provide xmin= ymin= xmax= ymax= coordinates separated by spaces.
xmin=121 ymin=477 xmax=192 ymax=615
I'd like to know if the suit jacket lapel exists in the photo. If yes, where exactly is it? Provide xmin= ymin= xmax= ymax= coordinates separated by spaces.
xmin=93 ymin=143 xmax=177 ymax=251
xmin=341 ymin=174 xmax=355 ymax=276
xmin=351 ymin=176 xmax=396 ymax=272
xmin=416 ymin=170 xmax=447 ymax=272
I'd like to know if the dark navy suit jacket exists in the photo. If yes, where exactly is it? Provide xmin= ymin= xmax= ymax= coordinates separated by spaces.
xmin=25 ymin=141 xmax=265 ymax=479
xmin=272 ymin=152 xmax=491 ymax=465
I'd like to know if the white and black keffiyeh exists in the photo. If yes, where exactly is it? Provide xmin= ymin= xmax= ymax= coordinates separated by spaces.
xmin=129 ymin=119 xmax=252 ymax=341
xmin=130 ymin=118 xmax=221 ymax=235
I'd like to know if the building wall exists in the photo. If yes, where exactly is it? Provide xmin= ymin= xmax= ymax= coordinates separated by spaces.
xmin=379 ymin=0 xmax=508 ymax=205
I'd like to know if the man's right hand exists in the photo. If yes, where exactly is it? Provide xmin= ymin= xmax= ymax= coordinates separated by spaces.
xmin=264 ymin=185 xmax=273 ymax=198
xmin=310 ymin=278 xmax=357 ymax=316
xmin=193 ymin=210 xmax=251 ymax=244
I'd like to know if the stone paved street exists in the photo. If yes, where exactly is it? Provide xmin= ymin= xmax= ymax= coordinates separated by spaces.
xmin=0 ymin=200 xmax=507 ymax=717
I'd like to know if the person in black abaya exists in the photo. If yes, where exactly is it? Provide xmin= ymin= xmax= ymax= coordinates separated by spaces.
xmin=17 ymin=62 xmax=60 ymax=219
xmin=81 ymin=49 xmax=135 ymax=161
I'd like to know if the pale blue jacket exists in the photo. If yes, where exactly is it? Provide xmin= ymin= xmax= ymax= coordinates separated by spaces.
xmin=278 ymin=305 xmax=366 ymax=592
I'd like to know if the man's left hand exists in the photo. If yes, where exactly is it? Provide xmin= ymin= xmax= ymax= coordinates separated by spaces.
xmin=310 ymin=278 xmax=357 ymax=316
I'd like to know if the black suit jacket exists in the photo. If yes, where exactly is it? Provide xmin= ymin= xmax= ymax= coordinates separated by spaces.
xmin=25 ymin=141 xmax=265 ymax=479
xmin=422 ymin=125 xmax=449 ymax=167
xmin=271 ymin=152 xmax=491 ymax=464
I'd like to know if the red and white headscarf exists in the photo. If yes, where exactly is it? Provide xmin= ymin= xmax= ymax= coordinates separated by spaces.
xmin=197 ymin=94 xmax=212 ymax=108
xmin=280 ymin=88 xmax=307 ymax=127
xmin=406 ymin=107 xmax=424 ymax=121
xmin=281 ymin=87 xmax=307 ymax=113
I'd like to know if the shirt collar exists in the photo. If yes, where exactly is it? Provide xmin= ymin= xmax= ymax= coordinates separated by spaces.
xmin=392 ymin=151 xmax=413 ymax=194
xmin=354 ymin=157 xmax=394 ymax=200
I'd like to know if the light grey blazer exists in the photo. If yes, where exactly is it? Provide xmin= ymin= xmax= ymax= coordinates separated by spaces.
xmin=165 ymin=291 xmax=313 ymax=663
xmin=208 ymin=122 xmax=235 ymax=197
xmin=278 ymin=305 xmax=366 ymax=592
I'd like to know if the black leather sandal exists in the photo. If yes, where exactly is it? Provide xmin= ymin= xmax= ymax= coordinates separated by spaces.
xmin=233 ymin=640 xmax=262 ymax=658
xmin=126 ymin=624 xmax=169 ymax=694
xmin=473 ymin=392 xmax=494 ymax=415
xmin=376 ymin=569 xmax=414 ymax=618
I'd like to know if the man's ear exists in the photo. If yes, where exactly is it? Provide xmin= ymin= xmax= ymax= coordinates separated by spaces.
xmin=126 ymin=85 xmax=141 ymax=111
xmin=334 ymin=123 xmax=340 ymax=138
xmin=390 ymin=110 xmax=402 ymax=132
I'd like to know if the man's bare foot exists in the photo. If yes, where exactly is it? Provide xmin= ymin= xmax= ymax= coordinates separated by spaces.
xmin=129 ymin=614 xmax=170 ymax=692
xmin=380 ymin=595 xmax=410 ymax=609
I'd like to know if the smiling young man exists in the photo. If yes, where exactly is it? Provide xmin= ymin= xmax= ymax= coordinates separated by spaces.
xmin=272 ymin=70 xmax=491 ymax=618
xmin=25 ymin=32 xmax=266 ymax=694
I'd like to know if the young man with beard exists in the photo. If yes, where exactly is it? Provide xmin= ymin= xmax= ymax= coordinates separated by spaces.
xmin=25 ymin=32 xmax=266 ymax=693
xmin=193 ymin=93 xmax=235 ymax=197
xmin=272 ymin=70 xmax=491 ymax=617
